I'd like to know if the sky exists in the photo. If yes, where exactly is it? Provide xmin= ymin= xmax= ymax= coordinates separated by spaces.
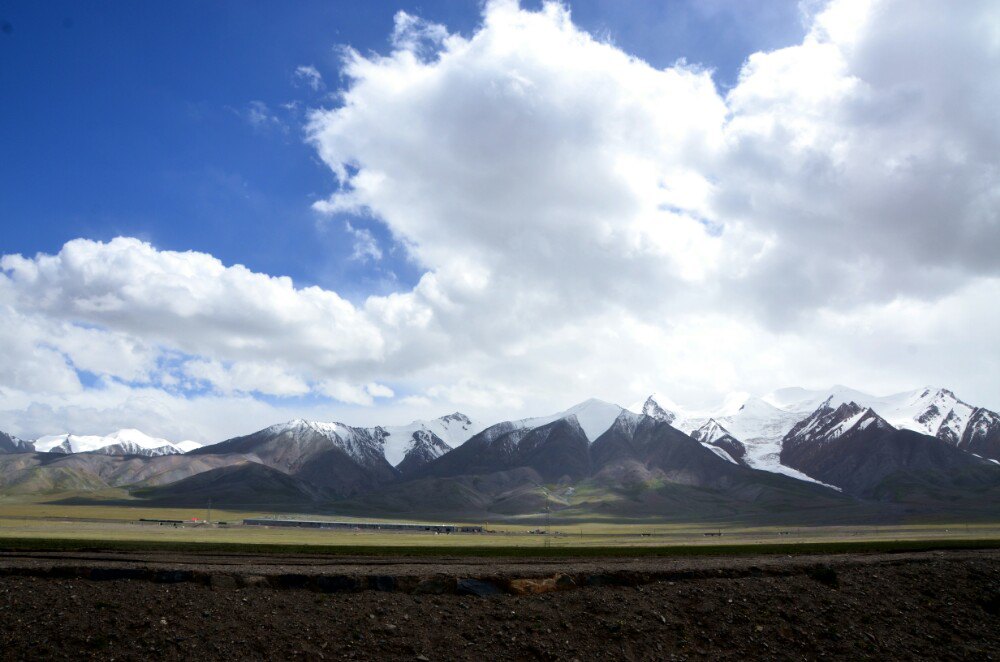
xmin=1 ymin=0 xmax=998 ymax=443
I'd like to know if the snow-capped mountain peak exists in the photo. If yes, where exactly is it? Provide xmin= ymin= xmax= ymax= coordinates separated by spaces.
xmin=221 ymin=413 xmax=482 ymax=471
xmin=517 ymin=398 xmax=626 ymax=442
xmin=760 ymin=384 xmax=997 ymax=453
xmin=784 ymin=400 xmax=890 ymax=446
xmin=266 ymin=419 xmax=349 ymax=437
xmin=690 ymin=419 xmax=747 ymax=465
xmin=32 ymin=428 xmax=198 ymax=456
xmin=690 ymin=418 xmax=733 ymax=445
xmin=377 ymin=412 xmax=482 ymax=467
xmin=634 ymin=394 xmax=678 ymax=425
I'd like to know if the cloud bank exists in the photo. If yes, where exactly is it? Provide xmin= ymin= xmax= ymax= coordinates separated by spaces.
xmin=2 ymin=0 xmax=998 ymax=441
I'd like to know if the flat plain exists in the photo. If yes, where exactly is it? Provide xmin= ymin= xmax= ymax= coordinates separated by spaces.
xmin=2 ymin=495 xmax=1000 ymax=553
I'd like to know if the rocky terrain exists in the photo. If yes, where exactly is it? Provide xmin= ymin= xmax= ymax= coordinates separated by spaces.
xmin=0 ymin=549 xmax=996 ymax=660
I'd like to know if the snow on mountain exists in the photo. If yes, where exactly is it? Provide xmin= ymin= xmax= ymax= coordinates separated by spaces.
xmin=261 ymin=419 xmax=352 ymax=443
xmin=776 ymin=399 xmax=994 ymax=496
xmin=246 ymin=413 xmax=481 ymax=469
xmin=0 ymin=430 xmax=33 ymax=453
xmin=717 ymin=397 xmax=803 ymax=443
xmin=957 ymin=408 xmax=1000 ymax=460
xmin=709 ymin=398 xmax=831 ymax=483
xmin=762 ymin=385 xmax=872 ymax=414
xmin=629 ymin=393 xmax=680 ymax=425
xmin=690 ymin=419 xmax=745 ymax=465
xmin=32 ymin=429 xmax=196 ymax=456
xmin=783 ymin=400 xmax=891 ymax=446
xmin=702 ymin=445 xmax=738 ymax=463
xmin=630 ymin=393 xmax=802 ymax=473
xmin=517 ymin=398 xmax=628 ymax=442
xmin=691 ymin=419 xmax=732 ymax=445
xmin=635 ymin=384 xmax=1000 ymax=481
xmin=257 ymin=419 xmax=388 ymax=467
xmin=34 ymin=433 xmax=106 ymax=454
xmin=763 ymin=385 xmax=983 ymax=448
xmin=377 ymin=413 xmax=482 ymax=467
xmin=627 ymin=394 xmax=697 ymax=433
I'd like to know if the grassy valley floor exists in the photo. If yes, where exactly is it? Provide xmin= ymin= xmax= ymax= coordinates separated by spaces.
xmin=2 ymin=494 xmax=1000 ymax=554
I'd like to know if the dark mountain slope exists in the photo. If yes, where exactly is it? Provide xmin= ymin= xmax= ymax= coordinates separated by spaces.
xmin=781 ymin=401 xmax=1000 ymax=498
xmin=292 ymin=445 xmax=396 ymax=497
xmin=395 ymin=430 xmax=452 ymax=476
xmin=592 ymin=414 xmax=750 ymax=487
xmin=690 ymin=419 xmax=748 ymax=464
xmin=132 ymin=462 xmax=324 ymax=507
xmin=0 ymin=430 xmax=31 ymax=454
xmin=191 ymin=420 xmax=397 ymax=496
xmin=364 ymin=411 xmax=847 ymax=519
xmin=589 ymin=413 xmax=846 ymax=506
xmin=416 ymin=418 xmax=592 ymax=483
xmin=958 ymin=408 xmax=1000 ymax=461
xmin=334 ymin=467 xmax=550 ymax=518
xmin=0 ymin=451 xmax=247 ymax=495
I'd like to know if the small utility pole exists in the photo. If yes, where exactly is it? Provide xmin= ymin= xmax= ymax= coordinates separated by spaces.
xmin=206 ymin=498 xmax=212 ymax=525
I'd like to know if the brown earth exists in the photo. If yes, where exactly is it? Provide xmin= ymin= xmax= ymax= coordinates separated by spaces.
xmin=0 ymin=550 xmax=998 ymax=660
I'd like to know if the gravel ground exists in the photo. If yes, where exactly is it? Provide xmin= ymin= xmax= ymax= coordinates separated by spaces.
xmin=1 ymin=548 xmax=995 ymax=579
xmin=0 ymin=550 xmax=998 ymax=660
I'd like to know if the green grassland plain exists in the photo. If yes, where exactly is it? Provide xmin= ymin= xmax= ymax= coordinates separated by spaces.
xmin=1 ymin=492 xmax=998 ymax=556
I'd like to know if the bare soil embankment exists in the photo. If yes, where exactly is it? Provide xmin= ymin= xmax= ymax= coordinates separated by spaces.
xmin=0 ymin=549 xmax=997 ymax=660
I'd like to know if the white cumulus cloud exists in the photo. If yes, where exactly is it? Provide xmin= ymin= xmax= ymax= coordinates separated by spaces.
xmin=2 ymin=0 xmax=998 ymax=441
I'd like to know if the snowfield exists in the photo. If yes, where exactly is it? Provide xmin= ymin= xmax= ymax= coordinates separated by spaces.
xmin=32 ymin=429 xmax=200 ymax=456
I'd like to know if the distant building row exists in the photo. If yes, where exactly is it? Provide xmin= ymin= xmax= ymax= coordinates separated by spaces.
xmin=243 ymin=518 xmax=483 ymax=533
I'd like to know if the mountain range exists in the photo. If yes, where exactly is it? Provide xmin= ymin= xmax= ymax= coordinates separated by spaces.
xmin=32 ymin=429 xmax=202 ymax=457
xmin=1 ymin=385 xmax=998 ymax=522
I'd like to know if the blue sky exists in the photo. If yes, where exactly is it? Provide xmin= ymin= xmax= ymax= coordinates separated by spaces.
xmin=1 ymin=1 xmax=803 ymax=300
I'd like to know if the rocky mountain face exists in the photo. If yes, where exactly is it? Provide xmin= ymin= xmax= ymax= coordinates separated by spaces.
xmin=413 ymin=400 xmax=628 ymax=483
xmin=0 ymin=431 xmax=32 ymax=454
xmin=90 ymin=442 xmax=183 ymax=457
xmin=767 ymin=386 xmax=1000 ymax=461
xmin=590 ymin=413 xmax=750 ymax=487
xmin=0 ymin=411 xmax=479 ymax=503
xmin=690 ymin=419 xmax=747 ymax=464
xmin=779 ymin=400 xmax=996 ymax=498
xmin=1 ymin=386 xmax=998 ymax=519
xmin=637 ymin=395 xmax=677 ymax=425
xmin=959 ymin=408 xmax=1000 ymax=460
xmin=375 ymin=412 xmax=481 ymax=468
xmin=636 ymin=386 xmax=1000 ymax=480
xmin=186 ymin=412 xmax=482 ymax=497
xmin=421 ymin=417 xmax=594 ymax=483
xmin=632 ymin=393 xmax=818 ymax=483
xmin=394 ymin=429 xmax=452 ymax=476
xmin=353 ymin=406 xmax=849 ymax=520
xmin=782 ymin=400 xmax=893 ymax=449
xmin=189 ymin=420 xmax=398 ymax=498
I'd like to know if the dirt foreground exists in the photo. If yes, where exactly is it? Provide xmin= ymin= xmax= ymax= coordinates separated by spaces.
xmin=0 ymin=549 xmax=998 ymax=660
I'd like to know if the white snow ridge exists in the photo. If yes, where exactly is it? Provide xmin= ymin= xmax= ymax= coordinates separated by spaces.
xmin=32 ymin=429 xmax=200 ymax=456
xmin=518 ymin=399 xmax=626 ymax=442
